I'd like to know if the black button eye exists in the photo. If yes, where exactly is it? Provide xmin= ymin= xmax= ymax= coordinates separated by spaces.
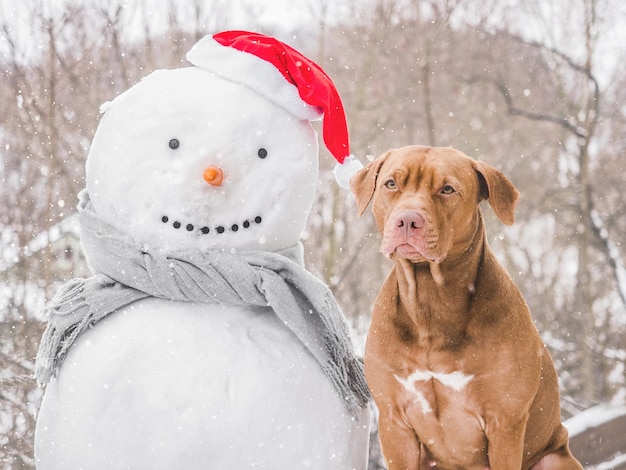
xmin=169 ymin=138 xmax=180 ymax=150
xmin=257 ymin=148 xmax=268 ymax=159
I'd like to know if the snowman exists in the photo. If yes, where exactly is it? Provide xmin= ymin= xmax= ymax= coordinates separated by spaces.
xmin=34 ymin=31 xmax=370 ymax=469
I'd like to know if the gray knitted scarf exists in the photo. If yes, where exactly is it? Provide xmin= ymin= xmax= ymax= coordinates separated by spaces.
xmin=35 ymin=192 xmax=369 ymax=414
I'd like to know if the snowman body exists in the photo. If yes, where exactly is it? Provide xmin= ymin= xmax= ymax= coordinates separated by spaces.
xmin=36 ymin=300 xmax=368 ymax=469
xmin=35 ymin=65 xmax=370 ymax=469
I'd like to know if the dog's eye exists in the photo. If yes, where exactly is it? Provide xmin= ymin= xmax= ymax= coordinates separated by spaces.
xmin=384 ymin=179 xmax=397 ymax=190
xmin=441 ymin=184 xmax=456 ymax=194
xmin=168 ymin=138 xmax=180 ymax=150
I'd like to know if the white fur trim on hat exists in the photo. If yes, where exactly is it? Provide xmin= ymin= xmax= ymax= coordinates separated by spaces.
xmin=333 ymin=155 xmax=363 ymax=189
xmin=186 ymin=35 xmax=323 ymax=122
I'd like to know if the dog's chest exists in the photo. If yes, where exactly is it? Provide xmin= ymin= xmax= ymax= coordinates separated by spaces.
xmin=394 ymin=366 xmax=488 ymax=465
xmin=395 ymin=368 xmax=472 ymax=415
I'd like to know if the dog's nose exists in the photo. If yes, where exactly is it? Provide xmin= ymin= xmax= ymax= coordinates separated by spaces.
xmin=394 ymin=211 xmax=425 ymax=231
xmin=203 ymin=165 xmax=224 ymax=187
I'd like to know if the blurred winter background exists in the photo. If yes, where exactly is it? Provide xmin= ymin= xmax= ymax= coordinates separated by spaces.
xmin=1 ymin=0 xmax=626 ymax=468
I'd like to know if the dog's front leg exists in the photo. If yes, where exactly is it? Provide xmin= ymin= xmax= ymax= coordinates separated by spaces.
xmin=377 ymin=407 xmax=422 ymax=469
xmin=484 ymin=413 xmax=528 ymax=469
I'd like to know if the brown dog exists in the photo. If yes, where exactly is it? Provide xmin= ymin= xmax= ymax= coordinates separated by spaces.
xmin=351 ymin=146 xmax=582 ymax=470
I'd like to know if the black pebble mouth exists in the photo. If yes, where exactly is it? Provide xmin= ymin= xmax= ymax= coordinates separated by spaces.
xmin=161 ymin=215 xmax=262 ymax=235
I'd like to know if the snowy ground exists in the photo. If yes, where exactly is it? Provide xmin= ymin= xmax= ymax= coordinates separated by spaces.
xmin=564 ymin=403 xmax=626 ymax=469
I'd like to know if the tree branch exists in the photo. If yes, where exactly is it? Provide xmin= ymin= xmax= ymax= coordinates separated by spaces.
xmin=590 ymin=204 xmax=626 ymax=308
xmin=465 ymin=74 xmax=588 ymax=140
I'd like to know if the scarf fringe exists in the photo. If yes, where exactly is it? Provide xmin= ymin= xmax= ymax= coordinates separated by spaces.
xmin=320 ymin=292 xmax=370 ymax=413
xmin=34 ymin=196 xmax=370 ymax=414
xmin=36 ymin=279 xmax=90 ymax=385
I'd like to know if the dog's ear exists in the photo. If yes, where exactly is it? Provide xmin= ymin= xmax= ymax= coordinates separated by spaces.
xmin=473 ymin=160 xmax=520 ymax=226
xmin=350 ymin=151 xmax=390 ymax=216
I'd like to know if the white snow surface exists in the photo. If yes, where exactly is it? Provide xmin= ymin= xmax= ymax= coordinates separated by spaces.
xmin=564 ymin=402 xmax=626 ymax=436
xmin=35 ymin=36 xmax=370 ymax=469
xmin=36 ymin=301 xmax=369 ymax=469
xmin=86 ymin=66 xmax=320 ymax=254
xmin=591 ymin=452 xmax=626 ymax=470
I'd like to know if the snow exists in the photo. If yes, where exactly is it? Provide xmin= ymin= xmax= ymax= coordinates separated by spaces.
xmin=563 ymin=402 xmax=626 ymax=437
xmin=0 ymin=213 xmax=79 ymax=274
xmin=85 ymin=66 xmax=320 ymax=254
xmin=36 ymin=301 xmax=370 ymax=469
xmin=35 ymin=33 xmax=370 ymax=469
xmin=591 ymin=452 xmax=626 ymax=470
xmin=591 ymin=209 xmax=626 ymax=308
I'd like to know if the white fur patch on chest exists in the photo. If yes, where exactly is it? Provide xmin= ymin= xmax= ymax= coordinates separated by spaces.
xmin=394 ymin=369 xmax=474 ymax=414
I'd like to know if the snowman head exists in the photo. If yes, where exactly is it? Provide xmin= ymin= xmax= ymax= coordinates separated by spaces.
xmin=86 ymin=31 xmax=355 ymax=253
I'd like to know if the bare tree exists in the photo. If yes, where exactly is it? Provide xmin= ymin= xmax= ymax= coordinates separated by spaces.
xmin=471 ymin=0 xmax=624 ymax=407
xmin=2 ymin=0 xmax=626 ymax=467
xmin=0 ymin=1 xmax=224 ymax=466
xmin=321 ymin=0 xmax=626 ymax=416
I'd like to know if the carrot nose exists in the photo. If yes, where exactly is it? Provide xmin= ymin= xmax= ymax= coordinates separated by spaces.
xmin=203 ymin=166 xmax=224 ymax=187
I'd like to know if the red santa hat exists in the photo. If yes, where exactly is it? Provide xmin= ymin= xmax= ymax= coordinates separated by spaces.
xmin=186 ymin=30 xmax=362 ymax=188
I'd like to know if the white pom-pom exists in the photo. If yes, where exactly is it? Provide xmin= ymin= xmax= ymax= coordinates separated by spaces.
xmin=333 ymin=155 xmax=363 ymax=189
xmin=99 ymin=101 xmax=112 ymax=114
